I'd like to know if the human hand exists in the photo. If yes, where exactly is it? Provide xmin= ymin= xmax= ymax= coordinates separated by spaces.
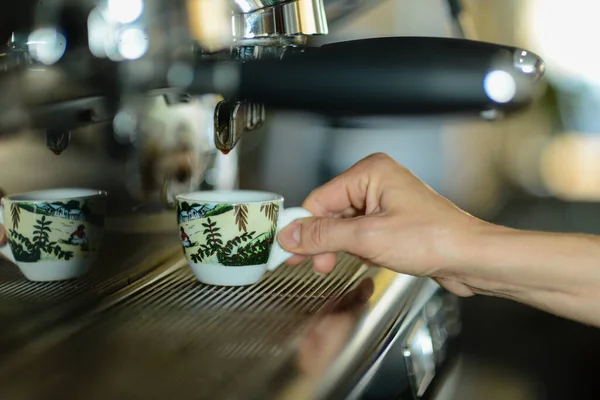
xmin=278 ymin=153 xmax=488 ymax=297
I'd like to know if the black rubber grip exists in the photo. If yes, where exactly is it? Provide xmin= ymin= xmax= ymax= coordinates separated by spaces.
xmin=191 ymin=37 xmax=542 ymax=116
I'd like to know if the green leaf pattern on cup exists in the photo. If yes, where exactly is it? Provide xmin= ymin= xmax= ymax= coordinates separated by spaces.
xmin=178 ymin=201 xmax=281 ymax=267
xmin=8 ymin=215 xmax=74 ymax=262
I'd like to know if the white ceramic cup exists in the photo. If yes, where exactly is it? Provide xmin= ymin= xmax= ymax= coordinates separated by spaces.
xmin=176 ymin=190 xmax=312 ymax=286
xmin=0 ymin=188 xmax=107 ymax=281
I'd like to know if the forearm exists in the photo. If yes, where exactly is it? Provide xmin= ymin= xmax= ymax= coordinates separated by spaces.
xmin=448 ymin=223 xmax=600 ymax=327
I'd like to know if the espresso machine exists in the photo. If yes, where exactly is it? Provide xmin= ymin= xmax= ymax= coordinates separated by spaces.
xmin=0 ymin=1 xmax=545 ymax=399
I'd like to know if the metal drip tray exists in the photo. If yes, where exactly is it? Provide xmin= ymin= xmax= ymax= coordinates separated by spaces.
xmin=0 ymin=254 xmax=372 ymax=400
xmin=0 ymin=232 xmax=180 ymax=354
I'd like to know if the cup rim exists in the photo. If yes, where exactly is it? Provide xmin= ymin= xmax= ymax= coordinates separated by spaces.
xmin=176 ymin=190 xmax=283 ymax=205
xmin=2 ymin=188 xmax=108 ymax=203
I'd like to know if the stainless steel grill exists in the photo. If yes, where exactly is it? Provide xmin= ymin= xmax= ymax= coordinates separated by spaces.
xmin=0 ymin=253 xmax=368 ymax=400
xmin=0 ymin=232 xmax=180 ymax=354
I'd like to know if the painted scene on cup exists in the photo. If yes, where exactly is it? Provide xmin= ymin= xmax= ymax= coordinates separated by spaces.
xmin=3 ymin=199 xmax=105 ymax=263
xmin=177 ymin=201 xmax=280 ymax=266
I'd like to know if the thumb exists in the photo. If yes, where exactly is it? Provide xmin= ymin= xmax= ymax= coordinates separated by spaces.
xmin=278 ymin=216 xmax=360 ymax=255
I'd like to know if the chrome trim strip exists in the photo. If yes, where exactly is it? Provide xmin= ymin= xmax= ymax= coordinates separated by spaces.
xmin=266 ymin=270 xmax=438 ymax=400
xmin=232 ymin=0 xmax=328 ymax=40
xmin=346 ymin=279 xmax=441 ymax=400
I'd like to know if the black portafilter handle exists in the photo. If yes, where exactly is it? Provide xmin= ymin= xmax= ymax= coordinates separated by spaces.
xmin=188 ymin=37 xmax=545 ymax=116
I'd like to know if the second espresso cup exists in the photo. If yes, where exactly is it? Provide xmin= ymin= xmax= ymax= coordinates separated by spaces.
xmin=176 ymin=190 xmax=312 ymax=286
xmin=0 ymin=188 xmax=107 ymax=281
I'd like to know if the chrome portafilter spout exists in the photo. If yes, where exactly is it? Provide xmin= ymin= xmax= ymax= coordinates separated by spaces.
xmin=45 ymin=129 xmax=72 ymax=155
xmin=208 ymin=0 xmax=329 ymax=153
xmin=214 ymin=99 xmax=265 ymax=153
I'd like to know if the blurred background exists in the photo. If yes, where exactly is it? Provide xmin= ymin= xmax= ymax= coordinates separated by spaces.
xmin=1 ymin=0 xmax=600 ymax=399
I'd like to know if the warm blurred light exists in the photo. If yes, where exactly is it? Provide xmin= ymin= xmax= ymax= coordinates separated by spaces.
xmin=27 ymin=28 xmax=67 ymax=65
xmin=483 ymin=70 xmax=516 ymax=104
xmin=540 ymin=133 xmax=600 ymax=200
xmin=186 ymin=0 xmax=232 ymax=52
xmin=508 ymin=134 xmax=551 ymax=198
xmin=117 ymin=27 xmax=149 ymax=60
xmin=523 ymin=0 xmax=600 ymax=84
xmin=107 ymin=0 xmax=144 ymax=24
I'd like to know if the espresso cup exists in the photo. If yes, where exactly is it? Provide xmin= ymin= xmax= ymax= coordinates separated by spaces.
xmin=176 ymin=190 xmax=312 ymax=286
xmin=0 ymin=189 xmax=107 ymax=281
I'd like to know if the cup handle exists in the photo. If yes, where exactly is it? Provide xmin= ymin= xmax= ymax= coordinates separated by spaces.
xmin=266 ymin=207 xmax=313 ymax=272
xmin=0 ymin=206 xmax=16 ymax=264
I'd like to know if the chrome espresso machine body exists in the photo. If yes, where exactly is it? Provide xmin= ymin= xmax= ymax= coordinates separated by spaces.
xmin=0 ymin=1 xmax=545 ymax=399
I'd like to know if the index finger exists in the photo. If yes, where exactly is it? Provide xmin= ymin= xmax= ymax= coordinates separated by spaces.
xmin=302 ymin=175 xmax=359 ymax=217
xmin=302 ymin=155 xmax=386 ymax=217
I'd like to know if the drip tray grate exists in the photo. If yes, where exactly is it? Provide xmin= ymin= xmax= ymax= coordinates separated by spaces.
xmin=0 ymin=253 xmax=367 ymax=400
xmin=0 ymin=232 xmax=179 ymax=351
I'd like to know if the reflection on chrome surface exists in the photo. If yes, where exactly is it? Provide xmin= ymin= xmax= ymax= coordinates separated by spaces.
xmin=298 ymin=278 xmax=375 ymax=377
xmin=262 ymin=271 xmax=451 ymax=400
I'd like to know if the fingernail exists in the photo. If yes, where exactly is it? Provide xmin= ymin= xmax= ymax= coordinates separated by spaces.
xmin=279 ymin=223 xmax=301 ymax=249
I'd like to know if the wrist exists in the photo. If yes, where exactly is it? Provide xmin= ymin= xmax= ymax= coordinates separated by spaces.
xmin=438 ymin=220 xmax=600 ymax=298
xmin=433 ymin=217 xmax=600 ymax=327
xmin=436 ymin=218 xmax=496 ymax=268
xmin=434 ymin=218 xmax=510 ymax=279
xmin=433 ymin=219 xmax=542 ymax=302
